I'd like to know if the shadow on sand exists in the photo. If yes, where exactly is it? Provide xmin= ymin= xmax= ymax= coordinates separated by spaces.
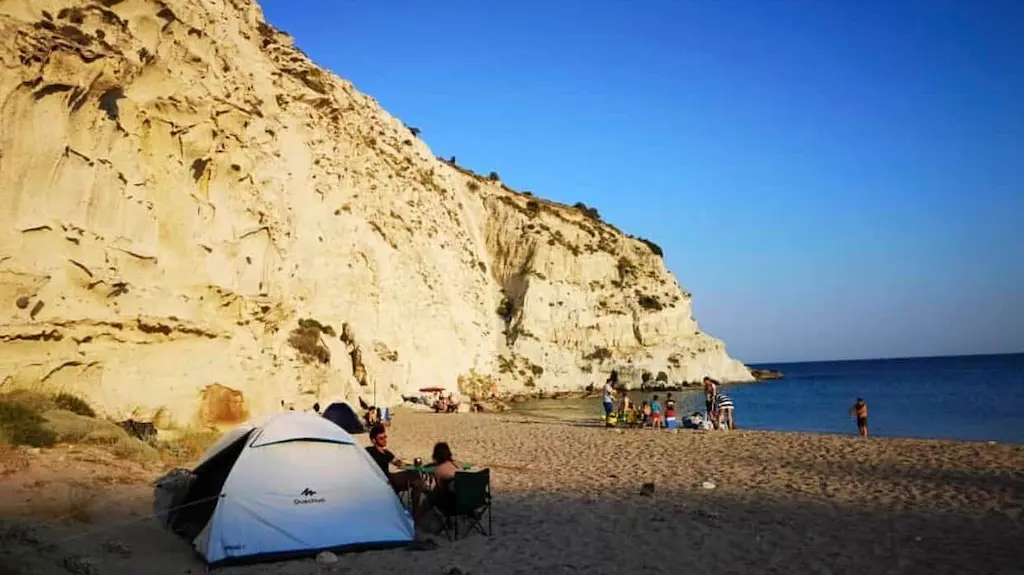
xmin=3 ymin=481 xmax=1022 ymax=575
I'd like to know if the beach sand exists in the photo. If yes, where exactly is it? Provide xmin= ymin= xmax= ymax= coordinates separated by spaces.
xmin=2 ymin=411 xmax=1023 ymax=574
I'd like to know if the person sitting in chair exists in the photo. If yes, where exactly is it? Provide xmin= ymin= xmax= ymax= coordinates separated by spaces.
xmin=432 ymin=442 xmax=460 ymax=481
xmin=419 ymin=441 xmax=460 ymax=518
xmin=366 ymin=424 xmax=422 ymax=500
xmin=432 ymin=394 xmax=446 ymax=413
xmin=444 ymin=393 xmax=460 ymax=413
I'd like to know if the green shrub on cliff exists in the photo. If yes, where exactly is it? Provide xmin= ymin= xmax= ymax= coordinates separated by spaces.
xmin=0 ymin=390 xmax=56 ymax=413
xmin=53 ymin=393 xmax=95 ymax=418
xmin=638 ymin=295 xmax=663 ymax=311
xmin=288 ymin=318 xmax=333 ymax=364
xmin=637 ymin=237 xmax=663 ymax=257
xmin=458 ymin=369 xmax=496 ymax=400
xmin=573 ymin=202 xmax=601 ymax=221
xmin=0 ymin=401 xmax=57 ymax=448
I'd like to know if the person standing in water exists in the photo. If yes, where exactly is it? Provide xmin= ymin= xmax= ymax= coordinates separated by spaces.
xmin=849 ymin=398 xmax=869 ymax=437
xmin=602 ymin=371 xmax=618 ymax=427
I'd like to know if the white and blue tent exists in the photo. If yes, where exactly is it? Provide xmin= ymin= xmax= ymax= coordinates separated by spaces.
xmin=167 ymin=411 xmax=414 ymax=566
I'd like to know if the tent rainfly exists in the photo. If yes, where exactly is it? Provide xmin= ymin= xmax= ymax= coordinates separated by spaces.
xmin=167 ymin=412 xmax=414 ymax=566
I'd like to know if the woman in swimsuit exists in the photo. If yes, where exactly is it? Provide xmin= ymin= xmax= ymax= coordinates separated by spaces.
xmin=417 ymin=441 xmax=460 ymax=519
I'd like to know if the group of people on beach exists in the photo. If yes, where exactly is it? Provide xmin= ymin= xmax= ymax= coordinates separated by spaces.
xmin=601 ymin=369 xmax=871 ymax=436
xmin=602 ymin=371 xmax=737 ymax=430
xmin=431 ymin=392 xmax=460 ymax=413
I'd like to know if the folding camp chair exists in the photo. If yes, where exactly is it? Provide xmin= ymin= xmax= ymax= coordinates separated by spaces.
xmin=434 ymin=468 xmax=492 ymax=540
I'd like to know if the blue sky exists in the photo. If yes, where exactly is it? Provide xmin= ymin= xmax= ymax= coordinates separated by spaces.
xmin=259 ymin=0 xmax=1024 ymax=363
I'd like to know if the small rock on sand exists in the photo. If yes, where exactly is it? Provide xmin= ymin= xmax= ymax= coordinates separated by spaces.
xmin=702 ymin=481 xmax=716 ymax=490
xmin=316 ymin=550 xmax=339 ymax=565
xmin=102 ymin=538 xmax=132 ymax=558
xmin=61 ymin=555 xmax=98 ymax=575
xmin=696 ymin=509 xmax=720 ymax=520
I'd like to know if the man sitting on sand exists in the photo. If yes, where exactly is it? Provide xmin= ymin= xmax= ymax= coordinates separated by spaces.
xmin=366 ymin=424 xmax=422 ymax=499
xmin=682 ymin=411 xmax=704 ymax=429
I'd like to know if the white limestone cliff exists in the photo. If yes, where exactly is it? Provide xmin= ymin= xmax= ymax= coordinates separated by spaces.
xmin=0 ymin=0 xmax=752 ymax=427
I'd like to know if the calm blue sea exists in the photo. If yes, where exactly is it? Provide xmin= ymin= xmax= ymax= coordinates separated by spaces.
xmin=513 ymin=354 xmax=1024 ymax=443
xmin=739 ymin=353 xmax=1024 ymax=443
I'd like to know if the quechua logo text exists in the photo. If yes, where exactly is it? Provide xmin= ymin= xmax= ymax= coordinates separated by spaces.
xmin=294 ymin=487 xmax=326 ymax=505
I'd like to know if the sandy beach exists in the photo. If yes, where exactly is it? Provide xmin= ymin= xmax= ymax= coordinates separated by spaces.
xmin=2 ymin=411 xmax=1023 ymax=574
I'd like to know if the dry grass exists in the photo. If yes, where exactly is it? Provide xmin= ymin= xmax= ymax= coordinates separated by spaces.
xmin=52 ymin=393 xmax=95 ymax=418
xmin=35 ymin=410 xmax=159 ymax=463
xmin=0 ymin=443 xmax=30 ymax=477
xmin=156 ymin=428 xmax=222 ymax=466
xmin=0 ymin=401 xmax=57 ymax=448
xmin=0 ymin=391 xmax=161 ymax=465
xmin=0 ymin=390 xmax=57 ymax=412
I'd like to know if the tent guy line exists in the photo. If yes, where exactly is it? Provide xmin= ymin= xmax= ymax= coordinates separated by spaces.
xmin=4 ymin=494 xmax=225 ymax=558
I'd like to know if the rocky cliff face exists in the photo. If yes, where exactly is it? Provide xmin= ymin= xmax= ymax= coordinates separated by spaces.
xmin=0 ymin=0 xmax=751 ymax=427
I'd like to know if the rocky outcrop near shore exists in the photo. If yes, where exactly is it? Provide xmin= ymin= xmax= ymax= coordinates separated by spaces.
xmin=750 ymin=368 xmax=784 ymax=381
xmin=0 ymin=0 xmax=751 ymax=427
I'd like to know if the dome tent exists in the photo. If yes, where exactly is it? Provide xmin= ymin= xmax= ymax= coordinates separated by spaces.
xmin=322 ymin=401 xmax=365 ymax=434
xmin=167 ymin=412 xmax=413 ymax=566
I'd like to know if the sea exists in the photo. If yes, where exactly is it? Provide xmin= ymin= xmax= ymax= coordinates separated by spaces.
xmin=511 ymin=353 xmax=1024 ymax=444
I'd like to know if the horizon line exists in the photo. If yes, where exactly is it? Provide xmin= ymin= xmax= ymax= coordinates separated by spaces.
xmin=748 ymin=350 xmax=1023 ymax=366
